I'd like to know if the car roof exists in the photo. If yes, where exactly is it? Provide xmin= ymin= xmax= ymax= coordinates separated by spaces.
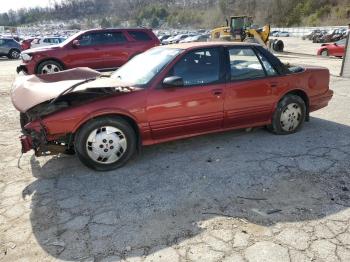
xmin=164 ymin=41 xmax=260 ymax=50
xmin=0 ymin=37 xmax=14 ymax=40
xmin=81 ymin=28 xmax=152 ymax=34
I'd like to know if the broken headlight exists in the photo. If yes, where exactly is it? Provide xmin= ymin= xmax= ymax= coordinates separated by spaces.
xmin=20 ymin=53 xmax=32 ymax=62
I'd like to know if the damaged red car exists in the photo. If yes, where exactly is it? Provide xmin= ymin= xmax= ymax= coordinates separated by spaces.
xmin=11 ymin=42 xmax=333 ymax=171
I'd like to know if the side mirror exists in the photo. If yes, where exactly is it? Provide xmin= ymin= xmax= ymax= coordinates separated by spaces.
xmin=72 ymin=39 xmax=80 ymax=48
xmin=162 ymin=76 xmax=184 ymax=88
xmin=334 ymin=42 xmax=337 ymax=46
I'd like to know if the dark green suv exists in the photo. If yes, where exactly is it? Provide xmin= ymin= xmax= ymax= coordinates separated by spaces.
xmin=0 ymin=38 xmax=21 ymax=59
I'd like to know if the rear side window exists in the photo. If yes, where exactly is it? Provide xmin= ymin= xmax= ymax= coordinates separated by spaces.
xmin=127 ymin=31 xmax=152 ymax=41
xmin=169 ymin=48 xmax=220 ymax=86
xmin=228 ymin=47 xmax=265 ymax=80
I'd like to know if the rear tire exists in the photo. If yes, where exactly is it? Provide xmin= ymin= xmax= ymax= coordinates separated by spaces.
xmin=37 ymin=60 xmax=64 ymax=74
xmin=268 ymin=94 xmax=306 ymax=135
xmin=74 ymin=116 xmax=137 ymax=171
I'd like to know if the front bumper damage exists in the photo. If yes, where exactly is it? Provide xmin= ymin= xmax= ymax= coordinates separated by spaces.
xmin=20 ymin=126 xmax=72 ymax=157
xmin=20 ymin=135 xmax=33 ymax=153
xmin=16 ymin=65 xmax=28 ymax=74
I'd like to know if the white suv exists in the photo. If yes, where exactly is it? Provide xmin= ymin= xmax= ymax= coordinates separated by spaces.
xmin=30 ymin=37 xmax=66 ymax=49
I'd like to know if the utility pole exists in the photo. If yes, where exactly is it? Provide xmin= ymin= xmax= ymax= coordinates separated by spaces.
xmin=341 ymin=33 xmax=350 ymax=78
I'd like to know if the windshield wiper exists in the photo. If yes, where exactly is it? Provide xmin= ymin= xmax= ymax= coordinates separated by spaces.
xmin=50 ymin=77 xmax=97 ymax=105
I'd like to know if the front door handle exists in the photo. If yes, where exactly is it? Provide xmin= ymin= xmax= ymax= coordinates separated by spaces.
xmin=270 ymin=82 xmax=278 ymax=88
xmin=212 ymin=89 xmax=223 ymax=96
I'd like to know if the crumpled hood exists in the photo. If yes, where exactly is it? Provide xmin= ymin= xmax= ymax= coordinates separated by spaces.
xmin=11 ymin=67 xmax=133 ymax=113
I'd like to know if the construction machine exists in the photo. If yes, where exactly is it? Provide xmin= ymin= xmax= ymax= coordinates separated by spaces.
xmin=211 ymin=16 xmax=284 ymax=52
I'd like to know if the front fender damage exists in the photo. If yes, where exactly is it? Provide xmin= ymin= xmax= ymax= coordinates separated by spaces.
xmin=22 ymin=121 xmax=73 ymax=156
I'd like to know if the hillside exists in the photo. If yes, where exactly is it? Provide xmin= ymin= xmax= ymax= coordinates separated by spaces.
xmin=0 ymin=0 xmax=349 ymax=28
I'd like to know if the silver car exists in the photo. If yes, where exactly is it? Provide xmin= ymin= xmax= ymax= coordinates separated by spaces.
xmin=0 ymin=38 xmax=21 ymax=59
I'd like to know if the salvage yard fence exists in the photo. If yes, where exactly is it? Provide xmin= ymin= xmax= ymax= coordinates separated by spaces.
xmin=271 ymin=26 xmax=348 ymax=37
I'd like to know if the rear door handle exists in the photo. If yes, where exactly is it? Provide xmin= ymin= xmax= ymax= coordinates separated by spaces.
xmin=212 ymin=89 xmax=223 ymax=96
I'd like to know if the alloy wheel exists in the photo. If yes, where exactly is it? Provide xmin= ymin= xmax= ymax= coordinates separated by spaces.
xmin=41 ymin=64 xmax=61 ymax=74
xmin=11 ymin=50 xmax=20 ymax=59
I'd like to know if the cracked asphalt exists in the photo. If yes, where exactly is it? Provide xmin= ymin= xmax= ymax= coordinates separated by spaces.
xmin=0 ymin=52 xmax=350 ymax=262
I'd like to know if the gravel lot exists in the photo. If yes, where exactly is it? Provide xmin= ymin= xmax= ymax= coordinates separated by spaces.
xmin=0 ymin=44 xmax=350 ymax=262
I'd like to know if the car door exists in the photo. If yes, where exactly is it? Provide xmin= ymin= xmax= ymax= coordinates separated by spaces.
xmin=99 ymin=31 xmax=130 ymax=68
xmin=64 ymin=32 xmax=110 ymax=69
xmin=224 ymin=46 xmax=285 ymax=128
xmin=147 ymin=47 xmax=225 ymax=141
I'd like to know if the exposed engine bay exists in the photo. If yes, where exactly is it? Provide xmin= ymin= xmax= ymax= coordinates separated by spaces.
xmin=21 ymin=87 xmax=118 ymax=124
xmin=12 ymin=67 xmax=138 ymax=157
xmin=12 ymin=67 xmax=137 ymax=125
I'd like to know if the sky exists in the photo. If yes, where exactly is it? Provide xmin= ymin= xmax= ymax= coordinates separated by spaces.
xmin=0 ymin=0 xmax=62 ymax=13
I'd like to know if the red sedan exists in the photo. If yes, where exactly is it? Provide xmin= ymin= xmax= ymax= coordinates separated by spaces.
xmin=12 ymin=42 xmax=333 ymax=171
xmin=317 ymin=38 xmax=346 ymax=57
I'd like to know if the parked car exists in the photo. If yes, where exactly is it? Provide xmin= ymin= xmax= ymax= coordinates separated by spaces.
xmin=302 ymin=29 xmax=321 ymax=40
xmin=20 ymin=38 xmax=35 ymax=51
xmin=158 ymin=34 xmax=170 ymax=42
xmin=1 ymin=35 xmax=21 ymax=42
xmin=17 ymin=28 xmax=160 ymax=75
xmin=312 ymin=29 xmax=344 ymax=43
xmin=13 ymin=42 xmax=333 ymax=171
xmin=180 ymin=34 xmax=210 ymax=43
xmin=161 ymin=35 xmax=175 ymax=45
xmin=30 ymin=37 xmax=66 ymax=48
xmin=192 ymin=34 xmax=210 ymax=42
xmin=0 ymin=37 xmax=21 ymax=59
xmin=163 ymin=34 xmax=189 ymax=44
xmin=312 ymin=30 xmax=328 ymax=43
xmin=275 ymin=31 xmax=290 ymax=37
xmin=330 ymin=28 xmax=347 ymax=42
xmin=317 ymin=38 xmax=346 ymax=57
xmin=270 ymin=31 xmax=280 ymax=36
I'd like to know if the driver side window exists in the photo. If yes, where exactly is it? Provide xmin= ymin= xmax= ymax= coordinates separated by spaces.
xmin=168 ymin=48 xmax=221 ymax=87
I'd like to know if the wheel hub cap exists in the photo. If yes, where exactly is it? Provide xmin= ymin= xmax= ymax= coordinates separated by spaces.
xmin=280 ymin=103 xmax=301 ymax=132
xmin=41 ymin=64 xmax=60 ymax=74
xmin=86 ymin=126 xmax=127 ymax=164
xmin=12 ymin=51 xmax=19 ymax=58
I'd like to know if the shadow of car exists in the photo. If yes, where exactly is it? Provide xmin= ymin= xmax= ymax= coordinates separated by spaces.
xmin=22 ymin=117 xmax=350 ymax=260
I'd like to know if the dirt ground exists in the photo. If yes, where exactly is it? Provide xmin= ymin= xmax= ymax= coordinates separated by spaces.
xmin=1 ymin=41 xmax=350 ymax=262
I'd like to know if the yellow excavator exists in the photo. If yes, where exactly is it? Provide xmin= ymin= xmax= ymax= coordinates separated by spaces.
xmin=211 ymin=16 xmax=284 ymax=52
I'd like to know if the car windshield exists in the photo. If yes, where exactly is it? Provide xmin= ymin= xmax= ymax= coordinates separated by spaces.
xmin=111 ymin=47 xmax=182 ymax=86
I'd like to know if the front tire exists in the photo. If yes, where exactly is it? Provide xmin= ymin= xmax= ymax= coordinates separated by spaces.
xmin=269 ymin=94 xmax=306 ymax=135
xmin=321 ymin=49 xmax=329 ymax=56
xmin=20 ymin=113 xmax=29 ymax=131
xmin=8 ymin=49 xmax=21 ymax=59
xmin=74 ymin=116 xmax=136 ymax=171
xmin=37 ymin=60 xmax=63 ymax=74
